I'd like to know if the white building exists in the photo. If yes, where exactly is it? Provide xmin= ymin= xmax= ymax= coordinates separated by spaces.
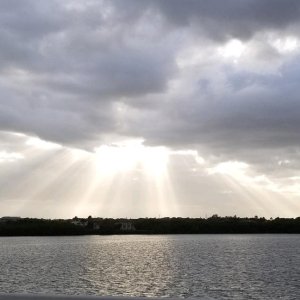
xmin=120 ymin=221 xmax=135 ymax=232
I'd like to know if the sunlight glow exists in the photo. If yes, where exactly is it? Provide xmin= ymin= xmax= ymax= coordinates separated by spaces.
xmin=219 ymin=39 xmax=245 ymax=62
xmin=272 ymin=36 xmax=299 ymax=53
xmin=208 ymin=161 xmax=249 ymax=177
xmin=94 ymin=140 xmax=169 ymax=177
xmin=91 ymin=140 xmax=178 ymax=217
xmin=0 ymin=151 xmax=24 ymax=162
xmin=26 ymin=137 xmax=62 ymax=150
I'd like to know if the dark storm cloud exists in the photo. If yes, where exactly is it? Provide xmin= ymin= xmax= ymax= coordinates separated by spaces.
xmin=152 ymin=0 xmax=300 ymax=40
xmin=0 ymin=0 xmax=178 ymax=147
xmin=129 ymin=52 xmax=300 ymax=146
xmin=1 ymin=0 xmax=300 ymax=174
xmin=0 ymin=1 xmax=175 ymax=97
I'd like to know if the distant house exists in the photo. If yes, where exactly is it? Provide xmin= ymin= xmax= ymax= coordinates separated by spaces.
xmin=116 ymin=221 xmax=136 ymax=232
xmin=71 ymin=217 xmax=88 ymax=227
xmin=0 ymin=216 xmax=21 ymax=223
xmin=71 ymin=217 xmax=101 ymax=230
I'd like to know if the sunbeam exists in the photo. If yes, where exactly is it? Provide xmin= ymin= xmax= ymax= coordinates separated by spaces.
xmin=0 ymin=131 xmax=299 ymax=218
xmin=92 ymin=140 xmax=180 ymax=217
xmin=207 ymin=160 xmax=299 ymax=217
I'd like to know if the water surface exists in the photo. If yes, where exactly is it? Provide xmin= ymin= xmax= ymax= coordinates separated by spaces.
xmin=0 ymin=235 xmax=299 ymax=299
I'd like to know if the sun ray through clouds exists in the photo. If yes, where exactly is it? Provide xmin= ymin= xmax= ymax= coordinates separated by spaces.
xmin=82 ymin=139 xmax=180 ymax=218
xmin=207 ymin=161 xmax=299 ymax=217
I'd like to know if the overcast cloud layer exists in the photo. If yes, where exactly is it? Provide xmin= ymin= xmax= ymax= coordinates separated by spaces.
xmin=1 ymin=0 xmax=300 ymax=217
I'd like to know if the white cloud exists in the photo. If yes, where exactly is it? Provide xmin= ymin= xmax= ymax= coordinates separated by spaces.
xmin=0 ymin=151 xmax=24 ymax=163
xmin=26 ymin=137 xmax=62 ymax=150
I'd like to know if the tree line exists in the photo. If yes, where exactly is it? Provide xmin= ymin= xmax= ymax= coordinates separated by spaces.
xmin=0 ymin=215 xmax=299 ymax=236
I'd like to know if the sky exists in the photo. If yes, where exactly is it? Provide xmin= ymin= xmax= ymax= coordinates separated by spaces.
xmin=0 ymin=0 xmax=300 ymax=218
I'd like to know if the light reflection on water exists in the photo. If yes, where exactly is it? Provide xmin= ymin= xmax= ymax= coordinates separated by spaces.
xmin=0 ymin=235 xmax=299 ymax=300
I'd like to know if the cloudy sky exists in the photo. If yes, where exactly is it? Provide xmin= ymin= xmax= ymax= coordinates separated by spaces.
xmin=1 ymin=0 xmax=300 ymax=218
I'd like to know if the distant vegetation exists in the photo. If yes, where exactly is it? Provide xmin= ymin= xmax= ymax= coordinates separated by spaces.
xmin=0 ymin=215 xmax=299 ymax=236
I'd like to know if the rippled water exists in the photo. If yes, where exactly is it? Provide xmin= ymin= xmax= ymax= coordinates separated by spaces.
xmin=0 ymin=235 xmax=299 ymax=299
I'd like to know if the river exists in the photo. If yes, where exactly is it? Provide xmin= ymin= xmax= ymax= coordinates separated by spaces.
xmin=0 ymin=234 xmax=299 ymax=299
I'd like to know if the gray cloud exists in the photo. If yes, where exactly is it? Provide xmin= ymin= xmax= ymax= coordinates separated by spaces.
xmin=152 ymin=0 xmax=300 ymax=40
xmin=1 ymin=0 xmax=300 ymax=183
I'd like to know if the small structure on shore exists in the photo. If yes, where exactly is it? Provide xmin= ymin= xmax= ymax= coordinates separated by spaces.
xmin=70 ymin=217 xmax=88 ymax=227
xmin=115 ymin=221 xmax=136 ymax=232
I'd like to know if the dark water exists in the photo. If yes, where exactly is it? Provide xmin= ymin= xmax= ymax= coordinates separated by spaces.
xmin=0 ymin=235 xmax=299 ymax=299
